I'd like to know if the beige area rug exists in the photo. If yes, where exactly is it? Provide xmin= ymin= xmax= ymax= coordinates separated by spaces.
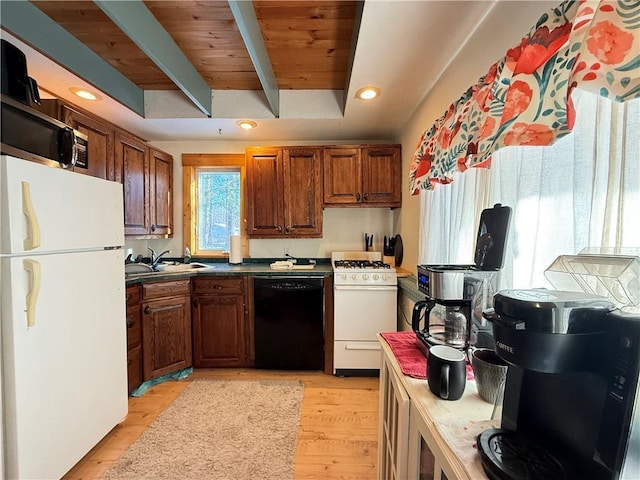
xmin=103 ymin=379 xmax=304 ymax=480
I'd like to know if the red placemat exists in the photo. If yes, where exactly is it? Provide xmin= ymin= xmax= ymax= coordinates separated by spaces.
xmin=380 ymin=331 xmax=428 ymax=378
xmin=380 ymin=331 xmax=474 ymax=380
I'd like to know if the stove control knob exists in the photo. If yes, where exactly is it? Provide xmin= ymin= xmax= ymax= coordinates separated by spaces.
xmin=341 ymin=274 xmax=348 ymax=281
xmin=351 ymin=274 xmax=358 ymax=281
xmin=382 ymin=274 xmax=389 ymax=281
xmin=362 ymin=274 xmax=369 ymax=280
xmin=373 ymin=274 xmax=380 ymax=281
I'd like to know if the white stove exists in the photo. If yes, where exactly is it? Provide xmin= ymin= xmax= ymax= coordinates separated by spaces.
xmin=331 ymin=251 xmax=398 ymax=375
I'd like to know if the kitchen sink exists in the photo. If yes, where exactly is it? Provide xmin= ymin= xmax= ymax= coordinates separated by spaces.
xmin=125 ymin=262 xmax=215 ymax=278
xmin=154 ymin=262 xmax=214 ymax=273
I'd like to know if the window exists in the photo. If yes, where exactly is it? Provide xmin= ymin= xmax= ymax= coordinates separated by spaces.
xmin=419 ymin=89 xmax=640 ymax=290
xmin=182 ymin=154 xmax=246 ymax=257
xmin=196 ymin=168 xmax=240 ymax=251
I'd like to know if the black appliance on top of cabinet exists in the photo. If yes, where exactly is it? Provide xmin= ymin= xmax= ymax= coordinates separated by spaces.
xmin=478 ymin=289 xmax=640 ymax=480
xmin=413 ymin=203 xmax=512 ymax=353
xmin=1 ymin=39 xmax=40 ymax=107
xmin=254 ymin=277 xmax=324 ymax=370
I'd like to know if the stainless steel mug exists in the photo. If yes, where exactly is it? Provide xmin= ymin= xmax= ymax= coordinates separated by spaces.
xmin=427 ymin=345 xmax=467 ymax=400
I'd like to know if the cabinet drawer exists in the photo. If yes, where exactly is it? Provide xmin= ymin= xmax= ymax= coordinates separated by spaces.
xmin=126 ymin=306 xmax=142 ymax=350
xmin=126 ymin=285 xmax=141 ymax=306
xmin=142 ymin=279 xmax=191 ymax=300
xmin=193 ymin=276 xmax=244 ymax=295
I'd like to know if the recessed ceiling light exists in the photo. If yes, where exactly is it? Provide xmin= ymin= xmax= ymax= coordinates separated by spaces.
xmin=236 ymin=120 xmax=257 ymax=130
xmin=355 ymin=86 xmax=381 ymax=100
xmin=70 ymin=87 xmax=101 ymax=101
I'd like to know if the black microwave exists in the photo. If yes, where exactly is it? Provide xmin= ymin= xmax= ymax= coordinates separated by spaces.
xmin=1 ymin=95 xmax=88 ymax=169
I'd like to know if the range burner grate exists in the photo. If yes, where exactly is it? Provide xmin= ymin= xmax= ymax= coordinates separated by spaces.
xmin=334 ymin=260 xmax=391 ymax=269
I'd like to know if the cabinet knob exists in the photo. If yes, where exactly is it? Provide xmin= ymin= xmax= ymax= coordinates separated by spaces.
xmin=363 ymin=193 xmax=369 ymax=201
xmin=126 ymin=318 xmax=134 ymax=328
xmin=356 ymin=192 xmax=361 ymax=201
xmin=143 ymin=305 xmax=151 ymax=315
xmin=285 ymin=225 xmax=291 ymax=233
xmin=126 ymin=294 xmax=131 ymax=301
xmin=151 ymin=224 xmax=156 ymax=232
xmin=276 ymin=225 xmax=282 ymax=233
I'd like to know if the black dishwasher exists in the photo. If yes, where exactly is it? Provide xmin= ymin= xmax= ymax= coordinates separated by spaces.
xmin=254 ymin=277 xmax=324 ymax=370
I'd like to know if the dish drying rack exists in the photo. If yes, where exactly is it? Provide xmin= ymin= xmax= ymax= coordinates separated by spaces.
xmin=544 ymin=252 xmax=640 ymax=312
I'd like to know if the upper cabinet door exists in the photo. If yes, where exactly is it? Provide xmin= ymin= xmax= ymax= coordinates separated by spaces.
xmin=283 ymin=147 xmax=322 ymax=237
xmin=61 ymin=106 xmax=114 ymax=181
xmin=149 ymin=148 xmax=173 ymax=236
xmin=115 ymin=132 xmax=150 ymax=236
xmin=246 ymin=147 xmax=284 ymax=236
xmin=323 ymin=147 xmax=361 ymax=204
xmin=362 ymin=146 xmax=401 ymax=207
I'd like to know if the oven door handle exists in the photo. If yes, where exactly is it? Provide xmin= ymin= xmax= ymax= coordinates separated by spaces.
xmin=334 ymin=285 xmax=397 ymax=291
xmin=344 ymin=343 xmax=381 ymax=350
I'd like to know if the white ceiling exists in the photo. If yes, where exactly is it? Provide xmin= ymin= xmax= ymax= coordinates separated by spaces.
xmin=1 ymin=1 xmax=558 ymax=143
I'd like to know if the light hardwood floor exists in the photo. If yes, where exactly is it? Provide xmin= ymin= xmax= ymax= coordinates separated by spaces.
xmin=62 ymin=369 xmax=380 ymax=480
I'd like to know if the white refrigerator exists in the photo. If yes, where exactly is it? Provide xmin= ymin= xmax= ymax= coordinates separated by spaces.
xmin=0 ymin=155 xmax=128 ymax=479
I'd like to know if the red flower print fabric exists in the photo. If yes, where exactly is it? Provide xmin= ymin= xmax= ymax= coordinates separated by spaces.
xmin=409 ymin=0 xmax=640 ymax=194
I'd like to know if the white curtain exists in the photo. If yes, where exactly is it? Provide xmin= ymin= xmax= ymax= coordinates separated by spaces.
xmin=419 ymin=89 xmax=640 ymax=290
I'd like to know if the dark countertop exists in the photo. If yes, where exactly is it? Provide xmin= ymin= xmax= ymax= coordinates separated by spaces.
xmin=125 ymin=260 xmax=333 ymax=285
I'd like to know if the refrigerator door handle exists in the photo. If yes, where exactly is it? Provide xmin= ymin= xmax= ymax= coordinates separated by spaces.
xmin=22 ymin=181 xmax=41 ymax=250
xmin=23 ymin=259 xmax=41 ymax=328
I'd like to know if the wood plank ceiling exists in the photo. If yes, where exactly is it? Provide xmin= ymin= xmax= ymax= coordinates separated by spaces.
xmin=30 ymin=0 xmax=357 ymax=93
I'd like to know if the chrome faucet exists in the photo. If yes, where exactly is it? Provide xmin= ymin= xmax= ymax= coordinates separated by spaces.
xmin=148 ymin=247 xmax=172 ymax=269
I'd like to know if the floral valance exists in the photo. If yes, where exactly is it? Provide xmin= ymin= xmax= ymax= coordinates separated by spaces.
xmin=409 ymin=0 xmax=640 ymax=194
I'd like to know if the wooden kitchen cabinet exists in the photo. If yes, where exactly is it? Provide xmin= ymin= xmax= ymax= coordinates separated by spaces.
xmin=141 ymin=279 xmax=192 ymax=381
xmin=61 ymin=105 xmax=115 ymax=180
xmin=125 ymin=285 xmax=143 ymax=394
xmin=246 ymin=146 xmax=323 ymax=237
xmin=149 ymin=148 xmax=173 ymax=236
xmin=114 ymin=133 xmax=174 ymax=238
xmin=114 ymin=131 xmax=150 ymax=236
xmin=324 ymin=144 xmax=401 ymax=207
xmin=191 ymin=276 xmax=251 ymax=367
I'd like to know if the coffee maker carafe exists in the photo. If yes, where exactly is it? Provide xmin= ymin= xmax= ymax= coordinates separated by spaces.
xmin=412 ymin=298 xmax=472 ymax=352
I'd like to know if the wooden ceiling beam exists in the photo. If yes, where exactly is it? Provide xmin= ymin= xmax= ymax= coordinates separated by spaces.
xmin=342 ymin=1 xmax=364 ymax=113
xmin=94 ymin=0 xmax=212 ymax=117
xmin=228 ymin=0 xmax=279 ymax=118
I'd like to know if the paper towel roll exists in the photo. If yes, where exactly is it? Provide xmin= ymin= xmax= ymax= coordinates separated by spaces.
xmin=229 ymin=235 xmax=242 ymax=264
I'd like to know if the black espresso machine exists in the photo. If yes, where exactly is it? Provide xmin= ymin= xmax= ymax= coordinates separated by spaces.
xmin=413 ymin=203 xmax=511 ymax=353
xmin=478 ymin=289 xmax=640 ymax=480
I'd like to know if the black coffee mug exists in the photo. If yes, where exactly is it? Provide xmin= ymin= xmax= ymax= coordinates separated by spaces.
xmin=427 ymin=345 xmax=467 ymax=400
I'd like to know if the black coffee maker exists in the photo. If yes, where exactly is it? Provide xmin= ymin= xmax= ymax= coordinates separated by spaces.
xmin=413 ymin=204 xmax=511 ymax=354
xmin=478 ymin=289 xmax=640 ymax=480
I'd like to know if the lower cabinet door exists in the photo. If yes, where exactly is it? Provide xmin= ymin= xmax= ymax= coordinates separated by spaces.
xmin=127 ymin=345 xmax=143 ymax=393
xmin=142 ymin=295 xmax=192 ymax=380
xmin=192 ymin=293 xmax=248 ymax=367
xmin=378 ymin=352 xmax=410 ymax=480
